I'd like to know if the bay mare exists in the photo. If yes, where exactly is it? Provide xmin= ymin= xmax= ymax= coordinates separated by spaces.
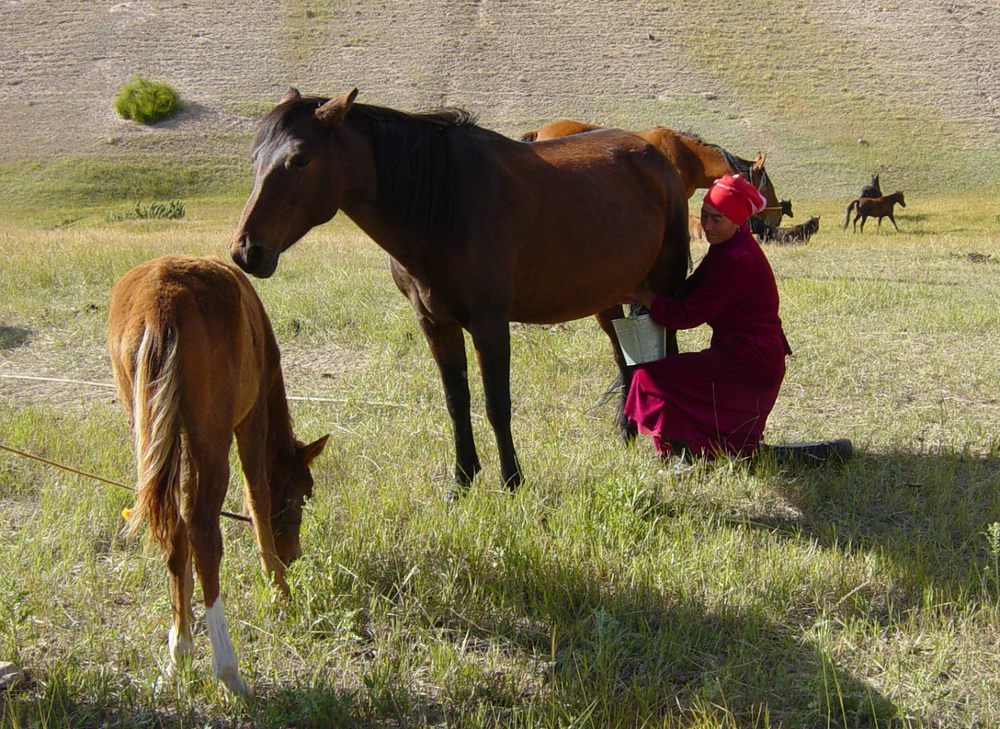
xmin=231 ymin=88 xmax=690 ymax=496
xmin=108 ymin=255 xmax=328 ymax=695
xmin=521 ymin=118 xmax=783 ymax=228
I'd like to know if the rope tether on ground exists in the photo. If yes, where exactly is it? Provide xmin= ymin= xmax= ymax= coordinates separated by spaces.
xmin=0 ymin=442 xmax=252 ymax=523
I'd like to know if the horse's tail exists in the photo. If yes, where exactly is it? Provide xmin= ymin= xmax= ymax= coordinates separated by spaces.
xmin=125 ymin=324 xmax=182 ymax=554
xmin=520 ymin=130 xmax=538 ymax=142
xmin=842 ymin=200 xmax=859 ymax=230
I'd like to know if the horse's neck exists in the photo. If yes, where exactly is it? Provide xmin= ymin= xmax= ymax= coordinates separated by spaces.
xmin=340 ymin=116 xmax=469 ymax=276
xmin=683 ymin=137 xmax=731 ymax=180
xmin=264 ymin=370 xmax=297 ymax=463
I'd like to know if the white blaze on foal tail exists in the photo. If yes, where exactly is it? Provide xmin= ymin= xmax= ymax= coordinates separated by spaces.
xmin=107 ymin=255 xmax=329 ymax=695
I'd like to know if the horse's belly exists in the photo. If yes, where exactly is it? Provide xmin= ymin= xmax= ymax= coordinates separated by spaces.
xmin=508 ymin=251 xmax=660 ymax=324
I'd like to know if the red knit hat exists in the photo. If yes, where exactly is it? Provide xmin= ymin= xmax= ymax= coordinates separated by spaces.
xmin=704 ymin=173 xmax=767 ymax=225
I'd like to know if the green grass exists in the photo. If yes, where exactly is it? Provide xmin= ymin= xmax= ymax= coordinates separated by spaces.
xmin=0 ymin=156 xmax=248 ymax=218
xmin=1 ymin=197 xmax=999 ymax=727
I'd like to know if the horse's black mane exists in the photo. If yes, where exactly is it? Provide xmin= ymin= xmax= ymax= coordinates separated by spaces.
xmin=262 ymin=97 xmax=481 ymax=235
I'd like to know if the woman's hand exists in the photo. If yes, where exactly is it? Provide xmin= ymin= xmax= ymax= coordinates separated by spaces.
xmin=624 ymin=283 xmax=655 ymax=309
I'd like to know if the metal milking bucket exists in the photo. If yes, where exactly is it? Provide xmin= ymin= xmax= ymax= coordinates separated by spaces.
xmin=611 ymin=307 xmax=667 ymax=366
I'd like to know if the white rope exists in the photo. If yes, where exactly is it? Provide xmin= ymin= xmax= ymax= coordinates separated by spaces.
xmin=0 ymin=373 xmax=409 ymax=409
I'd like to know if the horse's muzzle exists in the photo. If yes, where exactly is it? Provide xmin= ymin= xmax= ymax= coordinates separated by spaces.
xmin=231 ymin=235 xmax=278 ymax=278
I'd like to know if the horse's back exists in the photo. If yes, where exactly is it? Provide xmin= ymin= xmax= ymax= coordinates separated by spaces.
xmin=109 ymin=256 xmax=274 ymax=427
xmin=521 ymin=118 xmax=602 ymax=142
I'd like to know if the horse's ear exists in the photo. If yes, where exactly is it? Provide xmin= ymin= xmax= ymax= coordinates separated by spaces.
xmin=280 ymin=87 xmax=302 ymax=104
xmin=316 ymin=88 xmax=359 ymax=127
xmin=302 ymin=434 xmax=330 ymax=465
xmin=752 ymin=152 xmax=767 ymax=170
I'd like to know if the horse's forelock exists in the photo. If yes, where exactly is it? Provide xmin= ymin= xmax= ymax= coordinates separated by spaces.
xmin=254 ymin=96 xmax=330 ymax=151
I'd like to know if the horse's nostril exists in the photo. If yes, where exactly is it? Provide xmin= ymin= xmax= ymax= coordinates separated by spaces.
xmin=244 ymin=244 xmax=261 ymax=270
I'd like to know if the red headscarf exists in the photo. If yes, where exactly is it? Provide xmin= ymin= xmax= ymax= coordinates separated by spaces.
xmin=704 ymin=173 xmax=767 ymax=225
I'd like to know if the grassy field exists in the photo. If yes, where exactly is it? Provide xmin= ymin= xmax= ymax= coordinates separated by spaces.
xmin=0 ymin=190 xmax=998 ymax=728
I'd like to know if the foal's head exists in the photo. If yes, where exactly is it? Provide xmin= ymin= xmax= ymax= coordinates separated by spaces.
xmin=271 ymin=435 xmax=329 ymax=564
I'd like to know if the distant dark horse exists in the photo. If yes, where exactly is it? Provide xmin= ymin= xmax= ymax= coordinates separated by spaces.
xmin=843 ymin=191 xmax=906 ymax=232
xmin=231 ymin=89 xmax=690 ymax=496
xmin=770 ymin=216 xmax=820 ymax=244
xmin=749 ymin=199 xmax=794 ymax=241
xmin=860 ymin=173 xmax=882 ymax=200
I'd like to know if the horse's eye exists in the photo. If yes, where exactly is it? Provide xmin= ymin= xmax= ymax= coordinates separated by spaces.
xmin=286 ymin=154 xmax=309 ymax=170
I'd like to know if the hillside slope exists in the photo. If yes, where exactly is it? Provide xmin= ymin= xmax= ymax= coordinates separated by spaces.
xmin=1 ymin=0 xmax=998 ymax=198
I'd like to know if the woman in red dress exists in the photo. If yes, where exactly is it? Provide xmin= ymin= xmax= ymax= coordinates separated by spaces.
xmin=624 ymin=173 xmax=791 ymax=460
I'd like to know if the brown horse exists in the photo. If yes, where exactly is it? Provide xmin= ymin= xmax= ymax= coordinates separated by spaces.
xmin=843 ymin=191 xmax=906 ymax=233
xmin=521 ymin=118 xmax=782 ymax=228
xmin=108 ymin=255 xmax=329 ymax=695
xmin=231 ymin=88 xmax=690 ymax=496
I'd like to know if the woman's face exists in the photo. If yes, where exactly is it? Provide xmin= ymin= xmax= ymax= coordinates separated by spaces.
xmin=700 ymin=202 xmax=740 ymax=245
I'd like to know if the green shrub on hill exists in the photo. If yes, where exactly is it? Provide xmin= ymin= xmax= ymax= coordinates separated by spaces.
xmin=113 ymin=76 xmax=181 ymax=125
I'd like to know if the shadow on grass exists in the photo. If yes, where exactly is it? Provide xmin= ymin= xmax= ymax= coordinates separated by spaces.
xmin=0 ymin=325 xmax=30 ymax=350
xmin=754 ymin=448 xmax=1000 ymax=604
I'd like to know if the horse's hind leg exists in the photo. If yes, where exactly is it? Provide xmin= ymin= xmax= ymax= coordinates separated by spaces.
xmin=418 ymin=317 xmax=481 ymax=497
xmin=595 ymin=305 xmax=637 ymax=442
xmin=165 ymin=520 xmax=195 ymax=676
xmin=186 ymin=446 xmax=249 ymax=696
xmin=469 ymin=316 xmax=522 ymax=492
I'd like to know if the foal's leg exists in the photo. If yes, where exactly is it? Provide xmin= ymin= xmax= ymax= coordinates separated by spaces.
xmin=166 ymin=522 xmax=195 ymax=674
xmin=235 ymin=408 xmax=288 ymax=595
xmin=859 ymin=214 xmax=867 ymax=233
xmin=418 ymin=317 xmax=481 ymax=495
xmin=469 ymin=317 xmax=522 ymax=491
xmin=186 ymin=448 xmax=249 ymax=696
xmin=595 ymin=305 xmax=637 ymax=442
xmin=889 ymin=213 xmax=900 ymax=231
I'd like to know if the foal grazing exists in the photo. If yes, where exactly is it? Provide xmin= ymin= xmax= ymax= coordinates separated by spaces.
xmin=843 ymin=191 xmax=906 ymax=232
xmin=108 ymin=255 xmax=328 ymax=695
xmin=770 ymin=216 xmax=820 ymax=244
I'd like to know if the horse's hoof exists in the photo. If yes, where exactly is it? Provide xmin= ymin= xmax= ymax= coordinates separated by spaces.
xmin=444 ymin=482 xmax=469 ymax=504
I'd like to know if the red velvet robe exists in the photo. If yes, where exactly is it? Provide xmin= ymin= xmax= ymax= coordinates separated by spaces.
xmin=624 ymin=224 xmax=791 ymax=457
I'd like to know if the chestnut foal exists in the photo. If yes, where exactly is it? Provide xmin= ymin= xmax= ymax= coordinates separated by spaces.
xmin=108 ymin=255 xmax=328 ymax=695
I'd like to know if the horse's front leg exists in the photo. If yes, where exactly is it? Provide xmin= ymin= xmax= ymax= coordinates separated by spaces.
xmin=418 ymin=317 xmax=481 ymax=498
xmin=469 ymin=317 xmax=522 ymax=491
xmin=235 ymin=410 xmax=289 ymax=596
xmin=595 ymin=305 xmax=637 ymax=442
xmin=889 ymin=214 xmax=900 ymax=231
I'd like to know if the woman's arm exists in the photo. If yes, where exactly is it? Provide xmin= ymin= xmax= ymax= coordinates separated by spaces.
xmin=646 ymin=249 xmax=746 ymax=329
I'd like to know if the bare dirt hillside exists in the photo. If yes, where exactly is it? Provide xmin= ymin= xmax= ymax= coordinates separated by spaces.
xmin=2 ymin=0 xmax=998 ymax=196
